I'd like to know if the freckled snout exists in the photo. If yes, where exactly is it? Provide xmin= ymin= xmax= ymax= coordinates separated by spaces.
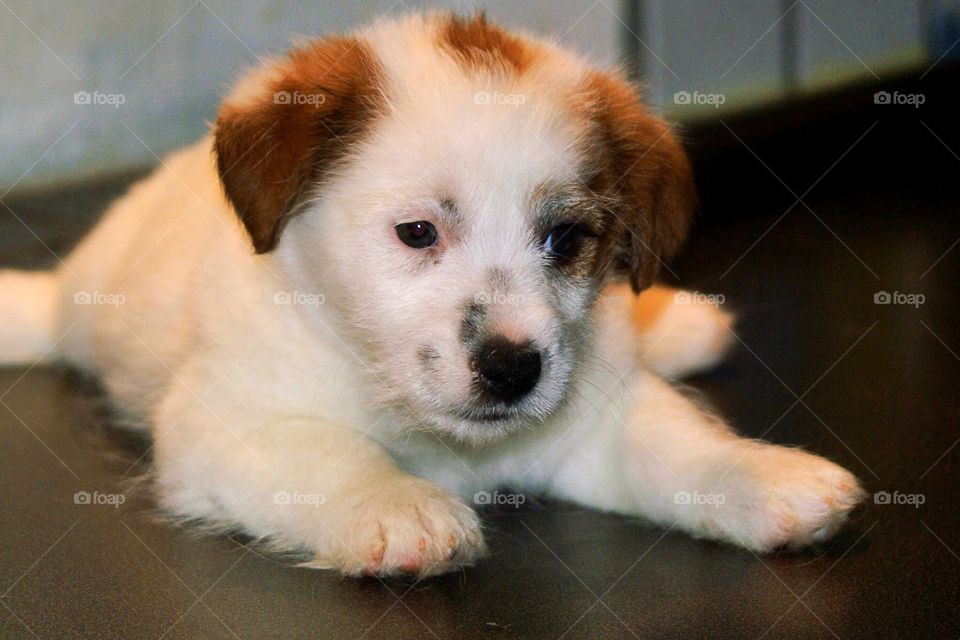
xmin=472 ymin=336 xmax=542 ymax=402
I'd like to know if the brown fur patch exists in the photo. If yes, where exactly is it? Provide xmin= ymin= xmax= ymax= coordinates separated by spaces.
xmin=577 ymin=71 xmax=697 ymax=292
xmin=439 ymin=13 xmax=535 ymax=75
xmin=214 ymin=36 xmax=385 ymax=252
xmin=612 ymin=283 xmax=678 ymax=332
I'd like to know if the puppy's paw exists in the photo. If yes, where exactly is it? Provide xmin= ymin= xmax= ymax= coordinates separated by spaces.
xmin=312 ymin=478 xmax=485 ymax=578
xmin=704 ymin=446 xmax=865 ymax=552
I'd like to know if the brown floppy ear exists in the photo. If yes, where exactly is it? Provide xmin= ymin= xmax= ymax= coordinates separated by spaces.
xmin=213 ymin=37 xmax=384 ymax=252
xmin=583 ymin=71 xmax=697 ymax=293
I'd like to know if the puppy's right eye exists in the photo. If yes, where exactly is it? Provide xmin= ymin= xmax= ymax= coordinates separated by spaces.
xmin=395 ymin=221 xmax=438 ymax=249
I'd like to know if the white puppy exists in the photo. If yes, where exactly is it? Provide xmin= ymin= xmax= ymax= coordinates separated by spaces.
xmin=0 ymin=13 xmax=863 ymax=577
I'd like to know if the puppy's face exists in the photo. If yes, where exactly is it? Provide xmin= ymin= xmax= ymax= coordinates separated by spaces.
xmin=213 ymin=14 xmax=695 ymax=444
xmin=309 ymin=155 xmax=608 ymax=441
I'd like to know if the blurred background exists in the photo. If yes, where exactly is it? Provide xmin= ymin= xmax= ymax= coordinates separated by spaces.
xmin=3 ymin=0 xmax=959 ymax=194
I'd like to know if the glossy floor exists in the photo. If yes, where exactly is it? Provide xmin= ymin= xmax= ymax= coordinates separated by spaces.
xmin=1 ymin=125 xmax=958 ymax=639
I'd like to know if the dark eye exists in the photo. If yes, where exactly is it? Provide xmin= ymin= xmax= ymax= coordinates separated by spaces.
xmin=543 ymin=222 xmax=594 ymax=265
xmin=396 ymin=220 xmax=438 ymax=249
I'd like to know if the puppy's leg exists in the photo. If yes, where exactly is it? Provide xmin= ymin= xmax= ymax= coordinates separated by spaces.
xmin=604 ymin=283 xmax=734 ymax=379
xmin=151 ymin=386 xmax=485 ymax=577
xmin=542 ymin=373 xmax=864 ymax=552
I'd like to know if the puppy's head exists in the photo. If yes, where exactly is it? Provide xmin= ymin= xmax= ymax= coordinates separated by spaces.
xmin=214 ymin=13 xmax=695 ymax=444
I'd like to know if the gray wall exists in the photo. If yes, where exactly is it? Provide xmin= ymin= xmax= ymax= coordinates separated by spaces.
xmin=1 ymin=1 xmax=939 ymax=194
xmin=638 ymin=0 xmax=926 ymax=119
xmin=1 ymin=0 xmax=619 ymax=194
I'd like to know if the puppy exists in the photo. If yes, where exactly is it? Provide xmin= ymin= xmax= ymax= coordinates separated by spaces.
xmin=0 ymin=13 xmax=864 ymax=577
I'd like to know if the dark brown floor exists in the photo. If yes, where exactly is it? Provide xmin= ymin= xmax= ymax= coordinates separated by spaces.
xmin=2 ymin=78 xmax=959 ymax=638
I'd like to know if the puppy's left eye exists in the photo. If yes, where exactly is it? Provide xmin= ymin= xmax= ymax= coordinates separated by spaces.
xmin=396 ymin=221 xmax=438 ymax=249
xmin=543 ymin=222 xmax=595 ymax=265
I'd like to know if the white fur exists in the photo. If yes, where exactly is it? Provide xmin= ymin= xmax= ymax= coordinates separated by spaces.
xmin=0 ymin=15 xmax=863 ymax=576
xmin=636 ymin=292 xmax=736 ymax=379
xmin=0 ymin=270 xmax=59 ymax=364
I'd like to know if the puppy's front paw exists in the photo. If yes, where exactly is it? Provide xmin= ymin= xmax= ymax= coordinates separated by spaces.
xmin=313 ymin=478 xmax=485 ymax=578
xmin=704 ymin=446 xmax=865 ymax=552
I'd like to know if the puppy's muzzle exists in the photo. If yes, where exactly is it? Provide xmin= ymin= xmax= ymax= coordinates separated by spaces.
xmin=472 ymin=336 xmax=542 ymax=402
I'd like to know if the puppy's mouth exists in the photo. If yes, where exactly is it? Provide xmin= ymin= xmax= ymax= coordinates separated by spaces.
xmin=454 ymin=407 xmax=516 ymax=423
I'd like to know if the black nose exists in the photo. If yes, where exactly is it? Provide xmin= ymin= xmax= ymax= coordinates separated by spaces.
xmin=473 ymin=337 xmax=542 ymax=402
